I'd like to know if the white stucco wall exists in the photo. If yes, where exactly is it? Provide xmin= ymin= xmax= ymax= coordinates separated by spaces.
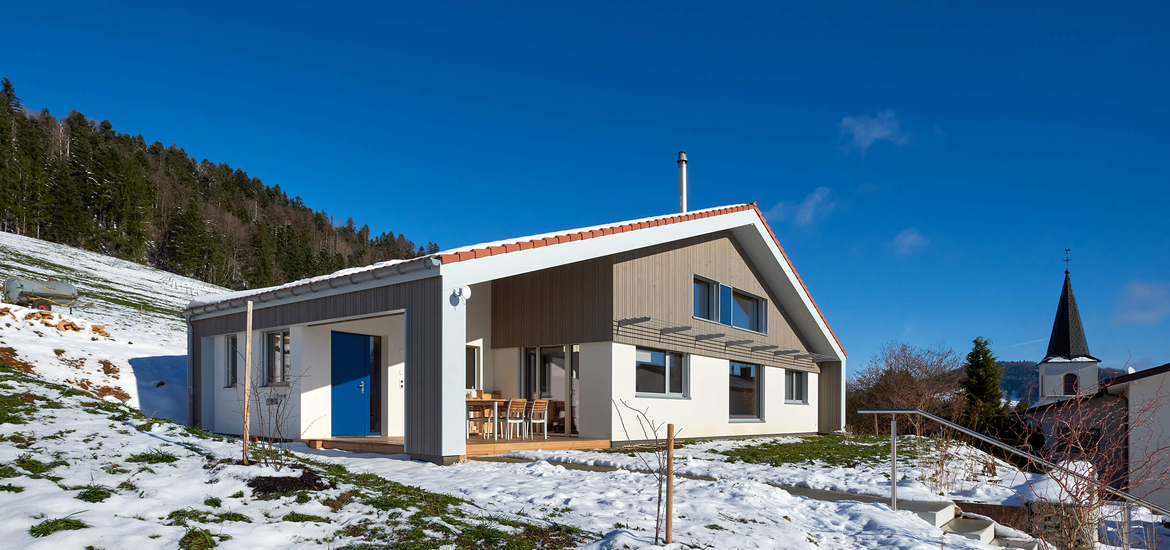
xmin=206 ymin=329 xmax=305 ymax=440
xmin=466 ymin=282 xmax=492 ymax=391
xmin=606 ymin=342 xmax=818 ymax=441
xmin=1126 ymin=370 xmax=1170 ymax=510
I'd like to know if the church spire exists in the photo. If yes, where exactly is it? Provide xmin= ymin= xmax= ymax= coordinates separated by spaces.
xmin=1043 ymin=270 xmax=1097 ymax=362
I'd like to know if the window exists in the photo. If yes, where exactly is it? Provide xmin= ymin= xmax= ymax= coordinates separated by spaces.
xmin=732 ymin=290 xmax=764 ymax=332
xmin=693 ymin=278 xmax=715 ymax=321
xmin=224 ymin=335 xmax=238 ymax=388
xmin=265 ymin=330 xmax=290 ymax=385
xmin=466 ymin=346 xmax=478 ymax=390
xmin=785 ymin=369 xmax=807 ymax=403
xmin=729 ymin=361 xmax=761 ymax=419
xmin=635 ymin=347 xmax=686 ymax=397
xmin=693 ymin=276 xmax=767 ymax=334
xmin=1063 ymin=373 xmax=1079 ymax=395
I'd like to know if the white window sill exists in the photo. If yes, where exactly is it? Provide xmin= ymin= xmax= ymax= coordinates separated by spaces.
xmin=730 ymin=417 xmax=764 ymax=423
xmin=784 ymin=400 xmax=809 ymax=405
xmin=634 ymin=393 xmax=690 ymax=400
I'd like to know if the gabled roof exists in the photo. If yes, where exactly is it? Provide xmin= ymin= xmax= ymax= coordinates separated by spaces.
xmin=1042 ymin=272 xmax=1099 ymax=363
xmin=184 ymin=202 xmax=844 ymax=356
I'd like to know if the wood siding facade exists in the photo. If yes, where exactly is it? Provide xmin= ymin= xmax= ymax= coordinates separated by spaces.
xmin=490 ymin=257 xmax=613 ymax=348
xmin=611 ymin=232 xmax=819 ymax=372
xmin=188 ymin=276 xmax=446 ymax=458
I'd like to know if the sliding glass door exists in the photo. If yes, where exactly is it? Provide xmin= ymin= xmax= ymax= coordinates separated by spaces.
xmin=522 ymin=345 xmax=580 ymax=436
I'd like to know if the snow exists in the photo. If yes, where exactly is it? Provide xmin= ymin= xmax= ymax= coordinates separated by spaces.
xmin=1020 ymin=461 xmax=1097 ymax=504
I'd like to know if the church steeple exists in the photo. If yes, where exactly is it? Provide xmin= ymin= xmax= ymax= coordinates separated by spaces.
xmin=1042 ymin=271 xmax=1098 ymax=362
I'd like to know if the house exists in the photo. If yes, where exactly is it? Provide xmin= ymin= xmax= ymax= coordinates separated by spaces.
xmin=182 ymin=202 xmax=847 ymax=465
xmin=1027 ymin=269 xmax=1170 ymax=509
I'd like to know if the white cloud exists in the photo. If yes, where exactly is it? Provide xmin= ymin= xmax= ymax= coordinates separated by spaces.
xmin=1114 ymin=281 xmax=1170 ymax=325
xmin=764 ymin=187 xmax=836 ymax=228
xmin=840 ymin=109 xmax=911 ymax=157
xmin=892 ymin=228 xmax=929 ymax=255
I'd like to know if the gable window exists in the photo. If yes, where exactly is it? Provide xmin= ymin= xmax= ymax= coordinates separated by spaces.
xmin=732 ymin=290 xmax=764 ymax=332
xmin=635 ymin=347 xmax=686 ymax=397
xmin=785 ymin=369 xmax=807 ymax=403
xmin=693 ymin=278 xmax=716 ymax=321
xmin=693 ymin=276 xmax=767 ymax=334
xmin=1063 ymin=373 xmax=1078 ymax=396
xmin=225 ymin=335 xmax=238 ymax=388
xmin=729 ymin=361 xmax=761 ymax=419
xmin=265 ymin=329 xmax=290 ymax=385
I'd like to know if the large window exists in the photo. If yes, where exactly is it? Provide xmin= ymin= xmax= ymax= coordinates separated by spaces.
xmin=785 ymin=369 xmax=807 ymax=403
xmin=693 ymin=278 xmax=715 ymax=321
xmin=729 ymin=361 xmax=761 ymax=419
xmin=693 ymin=276 xmax=767 ymax=334
xmin=732 ymin=290 xmax=764 ymax=332
xmin=265 ymin=330 xmax=290 ymax=385
xmin=635 ymin=347 xmax=686 ymax=397
xmin=225 ymin=335 xmax=238 ymax=388
xmin=1063 ymin=373 xmax=1079 ymax=395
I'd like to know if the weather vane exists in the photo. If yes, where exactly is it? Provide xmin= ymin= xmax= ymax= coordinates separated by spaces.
xmin=1064 ymin=248 xmax=1071 ymax=274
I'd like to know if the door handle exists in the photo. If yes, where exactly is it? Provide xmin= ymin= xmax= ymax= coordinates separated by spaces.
xmin=359 ymin=381 xmax=365 ymax=394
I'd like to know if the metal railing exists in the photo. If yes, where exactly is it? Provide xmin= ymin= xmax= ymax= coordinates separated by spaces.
xmin=857 ymin=408 xmax=1170 ymax=518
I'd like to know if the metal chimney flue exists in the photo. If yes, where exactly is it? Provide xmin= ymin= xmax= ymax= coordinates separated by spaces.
xmin=677 ymin=151 xmax=688 ymax=213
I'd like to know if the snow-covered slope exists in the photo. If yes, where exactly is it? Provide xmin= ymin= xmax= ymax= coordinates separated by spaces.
xmin=0 ymin=232 xmax=225 ymax=422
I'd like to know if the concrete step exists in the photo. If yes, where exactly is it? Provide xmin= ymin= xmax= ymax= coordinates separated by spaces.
xmin=897 ymin=500 xmax=958 ymax=528
xmin=990 ymin=538 xmax=1039 ymax=550
xmin=941 ymin=517 xmax=996 ymax=545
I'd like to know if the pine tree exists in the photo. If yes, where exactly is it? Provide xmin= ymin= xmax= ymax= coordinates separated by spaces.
xmin=960 ymin=337 xmax=1008 ymax=433
xmin=165 ymin=199 xmax=209 ymax=277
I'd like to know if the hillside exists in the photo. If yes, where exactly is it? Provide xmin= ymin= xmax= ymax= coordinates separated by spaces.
xmin=0 ymin=231 xmax=223 ymax=422
xmin=0 ymin=77 xmax=436 ymax=291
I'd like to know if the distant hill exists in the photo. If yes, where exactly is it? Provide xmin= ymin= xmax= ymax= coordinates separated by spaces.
xmin=0 ymin=77 xmax=437 ymax=291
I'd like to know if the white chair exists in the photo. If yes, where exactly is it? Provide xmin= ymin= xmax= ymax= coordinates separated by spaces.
xmin=527 ymin=399 xmax=549 ymax=440
xmin=503 ymin=399 xmax=528 ymax=440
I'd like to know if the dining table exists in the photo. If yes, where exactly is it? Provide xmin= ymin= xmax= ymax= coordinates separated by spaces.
xmin=466 ymin=398 xmax=507 ymax=440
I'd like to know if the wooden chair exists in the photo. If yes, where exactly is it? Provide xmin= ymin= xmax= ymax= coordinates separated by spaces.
xmin=503 ymin=399 xmax=528 ymax=440
xmin=466 ymin=402 xmax=492 ymax=439
xmin=527 ymin=399 xmax=549 ymax=440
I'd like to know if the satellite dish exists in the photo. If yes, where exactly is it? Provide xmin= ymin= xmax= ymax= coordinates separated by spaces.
xmin=460 ymin=285 xmax=472 ymax=300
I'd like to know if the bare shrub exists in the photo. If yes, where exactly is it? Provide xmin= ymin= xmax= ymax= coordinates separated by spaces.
xmin=613 ymin=399 xmax=677 ymax=545
xmin=847 ymin=341 xmax=962 ymax=436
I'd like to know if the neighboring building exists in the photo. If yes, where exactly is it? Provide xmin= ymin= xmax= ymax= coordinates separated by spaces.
xmin=1028 ymin=269 xmax=1170 ymax=510
xmin=182 ymin=203 xmax=847 ymax=464
xmin=1035 ymin=270 xmax=1100 ymax=405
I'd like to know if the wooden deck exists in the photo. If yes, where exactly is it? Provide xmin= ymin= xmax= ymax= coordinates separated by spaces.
xmin=305 ymin=435 xmax=611 ymax=458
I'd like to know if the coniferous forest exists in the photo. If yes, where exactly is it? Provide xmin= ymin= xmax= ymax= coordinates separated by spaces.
xmin=0 ymin=78 xmax=438 ymax=291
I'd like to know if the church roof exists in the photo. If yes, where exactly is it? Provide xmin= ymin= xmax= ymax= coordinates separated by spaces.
xmin=1042 ymin=272 xmax=1100 ymax=363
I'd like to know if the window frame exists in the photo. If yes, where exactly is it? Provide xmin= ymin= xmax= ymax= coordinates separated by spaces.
xmin=264 ymin=329 xmax=291 ymax=386
xmin=691 ymin=275 xmax=769 ymax=336
xmin=634 ymin=347 xmax=689 ymax=399
xmin=224 ymin=335 xmax=238 ymax=388
xmin=1062 ymin=372 xmax=1079 ymax=396
xmin=729 ymin=360 xmax=764 ymax=421
xmin=784 ymin=369 xmax=808 ymax=404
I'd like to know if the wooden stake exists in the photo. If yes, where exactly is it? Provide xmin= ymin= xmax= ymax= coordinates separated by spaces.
xmin=242 ymin=301 xmax=253 ymax=465
xmin=666 ymin=423 xmax=674 ymax=544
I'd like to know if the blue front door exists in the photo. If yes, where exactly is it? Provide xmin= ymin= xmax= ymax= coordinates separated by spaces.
xmin=331 ymin=331 xmax=380 ymax=437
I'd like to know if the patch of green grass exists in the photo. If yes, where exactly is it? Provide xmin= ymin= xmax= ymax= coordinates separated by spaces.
xmin=75 ymin=485 xmax=113 ymax=503
xmin=294 ymin=491 xmax=312 ymax=504
xmin=14 ymin=454 xmax=68 ymax=476
xmin=166 ymin=508 xmax=210 ymax=526
xmin=719 ymin=434 xmax=913 ymax=467
xmin=29 ymin=516 xmax=89 ymax=537
xmin=283 ymin=511 xmax=329 ymax=523
xmin=0 ymin=465 xmax=20 ymax=478
xmin=215 ymin=512 xmax=252 ymax=523
xmin=706 ymin=523 xmax=725 ymax=530
xmin=126 ymin=448 xmax=178 ymax=464
xmin=0 ymin=483 xmax=23 ymax=493
xmin=203 ymin=496 xmax=221 ymax=508
xmin=178 ymin=527 xmax=217 ymax=549
xmin=229 ymin=490 xmax=245 ymax=498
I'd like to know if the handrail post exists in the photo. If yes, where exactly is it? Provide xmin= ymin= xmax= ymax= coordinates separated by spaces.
xmin=890 ymin=414 xmax=897 ymax=510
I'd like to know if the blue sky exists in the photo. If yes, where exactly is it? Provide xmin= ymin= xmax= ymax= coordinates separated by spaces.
xmin=4 ymin=2 xmax=1169 ymax=374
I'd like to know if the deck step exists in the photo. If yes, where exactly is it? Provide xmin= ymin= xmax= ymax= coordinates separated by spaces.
xmin=941 ymin=517 xmax=996 ymax=544
xmin=897 ymin=501 xmax=957 ymax=528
